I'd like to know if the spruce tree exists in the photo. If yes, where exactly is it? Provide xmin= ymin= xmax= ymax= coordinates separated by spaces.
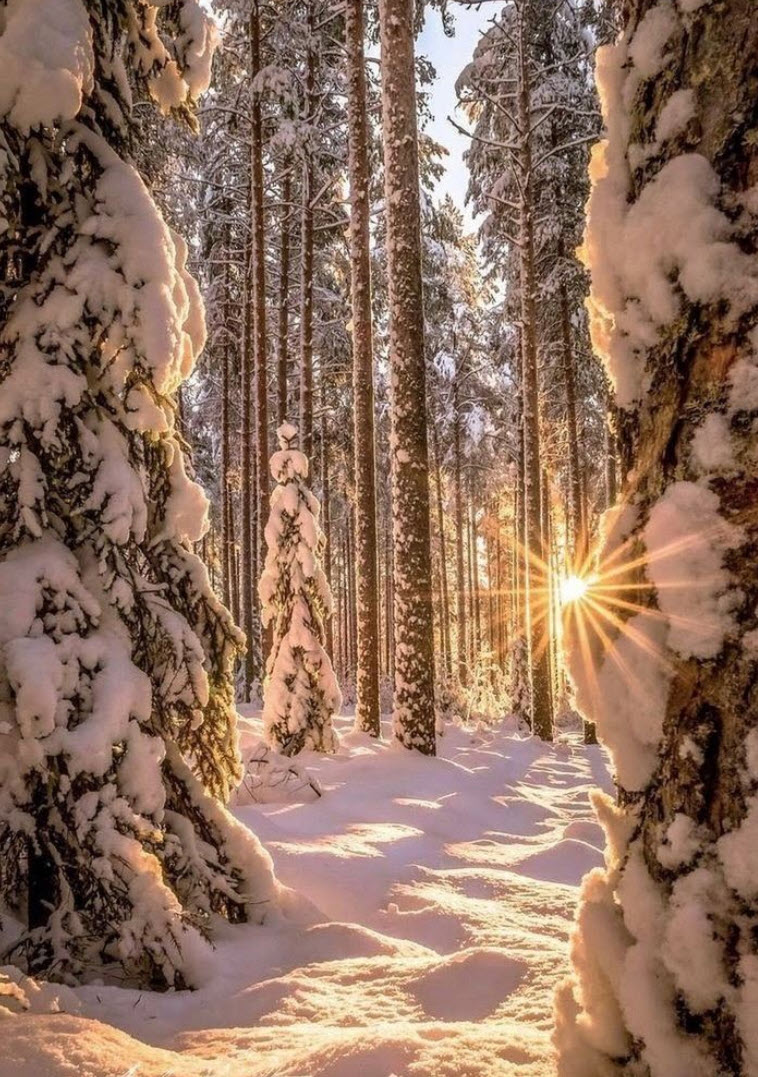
xmin=0 ymin=0 xmax=276 ymax=989
xmin=259 ymin=423 xmax=341 ymax=755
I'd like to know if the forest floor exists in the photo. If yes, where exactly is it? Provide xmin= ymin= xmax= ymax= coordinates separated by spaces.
xmin=2 ymin=714 xmax=612 ymax=1077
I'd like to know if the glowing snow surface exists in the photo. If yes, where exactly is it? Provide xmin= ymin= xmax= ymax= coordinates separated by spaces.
xmin=1 ymin=715 xmax=612 ymax=1077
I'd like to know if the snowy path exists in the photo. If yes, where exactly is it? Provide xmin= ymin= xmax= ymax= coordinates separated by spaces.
xmin=3 ymin=718 xmax=612 ymax=1077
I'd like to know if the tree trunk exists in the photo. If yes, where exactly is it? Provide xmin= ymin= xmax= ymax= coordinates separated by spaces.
xmin=299 ymin=0 xmax=315 ymax=459
xmin=453 ymin=373 xmax=468 ymax=685
xmin=559 ymin=280 xmax=584 ymax=565
xmin=377 ymin=0 xmax=436 ymax=755
xmin=431 ymin=423 xmax=452 ymax=677
xmin=557 ymin=3 xmax=758 ymax=1072
xmin=346 ymin=0 xmax=381 ymax=737
xmin=320 ymin=388 xmax=334 ymax=661
xmin=240 ymin=221 xmax=255 ymax=695
xmin=250 ymin=0 xmax=270 ymax=664
xmin=516 ymin=7 xmax=552 ymax=741
xmin=277 ymin=160 xmax=292 ymax=427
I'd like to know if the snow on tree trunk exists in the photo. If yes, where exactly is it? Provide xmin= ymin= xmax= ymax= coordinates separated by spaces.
xmin=259 ymin=424 xmax=341 ymax=756
xmin=555 ymin=1 xmax=758 ymax=1072
xmin=346 ymin=0 xmax=381 ymax=739
xmin=378 ymin=0 xmax=437 ymax=756
xmin=0 ymin=0 xmax=278 ymax=989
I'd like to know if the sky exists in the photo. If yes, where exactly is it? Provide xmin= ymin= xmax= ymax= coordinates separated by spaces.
xmin=418 ymin=3 xmax=496 ymax=229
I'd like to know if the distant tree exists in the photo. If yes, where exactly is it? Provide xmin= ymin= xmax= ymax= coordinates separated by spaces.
xmin=259 ymin=424 xmax=341 ymax=755
xmin=0 ymin=0 xmax=277 ymax=988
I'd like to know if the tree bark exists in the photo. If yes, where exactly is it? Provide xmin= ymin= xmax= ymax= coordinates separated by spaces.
xmin=299 ymin=0 xmax=315 ymax=459
xmin=250 ymin=0 xmax=270 ymax=663
xmin=378 ymin=0 xmax=437 ymax=755
xmin=276 ymin=160 xmax=292 ymax=428
xmin=516 ymin=6 xmax=553 ymax=741
xmin=346 ymin=0 xmax=381 ymax=737
xmin=558 ymin=2 xmax=758 ymax=1071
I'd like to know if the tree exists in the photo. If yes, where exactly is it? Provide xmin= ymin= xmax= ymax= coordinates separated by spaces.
xmin=0 ymin=0 xmax=277 ymax=989
xmin=556 ymin=1 xmax=758 ymax=1072
xmin=378 ymin=0 xmax=437 ymax=755
xmin=259 ymin=423 xmax=341 ymax=755
xmin=346 ymin=0 xmax=381 ymax=739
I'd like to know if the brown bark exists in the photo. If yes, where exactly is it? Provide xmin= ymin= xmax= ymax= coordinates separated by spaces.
xmin=453 ymin=373 xmax=468 ymax=684
xmin=299 ymin=0 xmax=316 ymax=460
xmin=560 ymin=3 xmax=758 ymax=1070
xmin=431 ymin=423 xmax=452 ymax=677
xmin=250 ymin=0 xmax=270 ymax=664
xmin=516 ymin=7 xmax=553 ymax=741
xmin=277 ymin=161 xmax=292 ymax=428
xmin=378 ymin=0 xmax=436 ymax=754
xmin=346 ymin=0 xmax=381 ymax=736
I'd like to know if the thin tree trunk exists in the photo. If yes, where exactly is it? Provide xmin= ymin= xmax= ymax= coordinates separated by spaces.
xmin=453 ymin=373 xmax=468 ymax=684
xmin=378 ymin=0 xmax=436 ymax=754
xmin=559 ymin=280 xmax=584 ymax=565
xmin=250 ymin=0 xmax=270 ymax=664
xmin=320 ymin=390 xmax=334 ymax=660
xmin=346 ymin=0 xmax=381 ymax=736
xmin=240 ymin=225 xmax=255 ymax=695
xmin=431 ymin=423 xmax=452 ymax=677
xmin=516 ymin=7 xmax=552 ymax=741
xmin=299 ymin=0 xmax=315 ymax=459
xmin=276 ymin=160 xmax=291 ymax=427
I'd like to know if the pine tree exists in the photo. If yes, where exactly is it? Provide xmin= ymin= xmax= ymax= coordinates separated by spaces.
xmin=259 ymin=423 xmax=341 ymax=755
xmin=0 ymin=1 xmax=277 ymax=988
xmin=556 ymin=0 xmax=758 ymax=1071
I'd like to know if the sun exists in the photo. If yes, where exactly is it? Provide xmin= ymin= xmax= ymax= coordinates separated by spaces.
xmin=560 ymin=574 xmax=591 ymax=606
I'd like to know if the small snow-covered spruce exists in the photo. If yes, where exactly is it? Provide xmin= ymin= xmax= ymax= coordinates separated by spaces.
xmin=556 ymin=1 xmax=758 ymax=1073
xmin=259 ymin=423 xmax=341 ymax=756
xmin=0 ymin=1 xmax=277 ymax=989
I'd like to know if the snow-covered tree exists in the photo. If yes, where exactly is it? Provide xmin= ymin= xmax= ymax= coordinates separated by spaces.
xmin=556 ymin=0 xmax=758 ymax=1071
xmin=259 ymin=423 xmax=341 ymax=755
xmin=0 ymin=0 xmax=277 ymax=989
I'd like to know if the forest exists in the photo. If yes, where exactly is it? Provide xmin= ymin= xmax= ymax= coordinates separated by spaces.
xmin=0 ymin=0 xmax=756 ymax=1074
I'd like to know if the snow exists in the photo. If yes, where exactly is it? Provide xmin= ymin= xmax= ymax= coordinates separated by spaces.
xmin=0 ymin=715 xmax=613 ymax=1077
xmin=643 ymin=481 xmax=740 ymax=659
xmin=628 ymin=0 xmax=678 ymax=79
xmin=0 ymin=0 xmax=94 ymax=132
xmin=259 ymin=425 xmax=341 ymax=756
xmin=583 ymin=37 xmax=758 ymax=408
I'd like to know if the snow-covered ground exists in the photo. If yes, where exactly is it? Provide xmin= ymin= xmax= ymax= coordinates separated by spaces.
xmin=1 ymin=715 xmax=612 ymax=1077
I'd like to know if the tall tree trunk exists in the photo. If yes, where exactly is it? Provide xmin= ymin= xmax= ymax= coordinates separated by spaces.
xmin=320 ymin=389 xmax=333 ymax=661
xmin=250 ymin=0 xmax=270 ymax=663
xmin=299 ymin=0 xmax=315 ymax=459
xmin=277 ymin=160 xmax=292 ymax=427
xmin=559 ymin=280 xmax=584 ymax=565
xmin=346 ymin=0 xmax=381 ymax=736
xmin=220 ymin=238 xmax=232 ymax=612
xmin=378 ymin=0 xmax=436 ymax=755
xmin=240 ymin=224 xmax=255 ymax=695
xmin=453 ymin=373 xmax=468 ymax=684
xmin=431 ymin=422 xmax=452 ymax=677
xmin=557 ymin=3 xmax=758 ymax=1072
xmin=516 ymin=6 xmax=552 ymax=741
